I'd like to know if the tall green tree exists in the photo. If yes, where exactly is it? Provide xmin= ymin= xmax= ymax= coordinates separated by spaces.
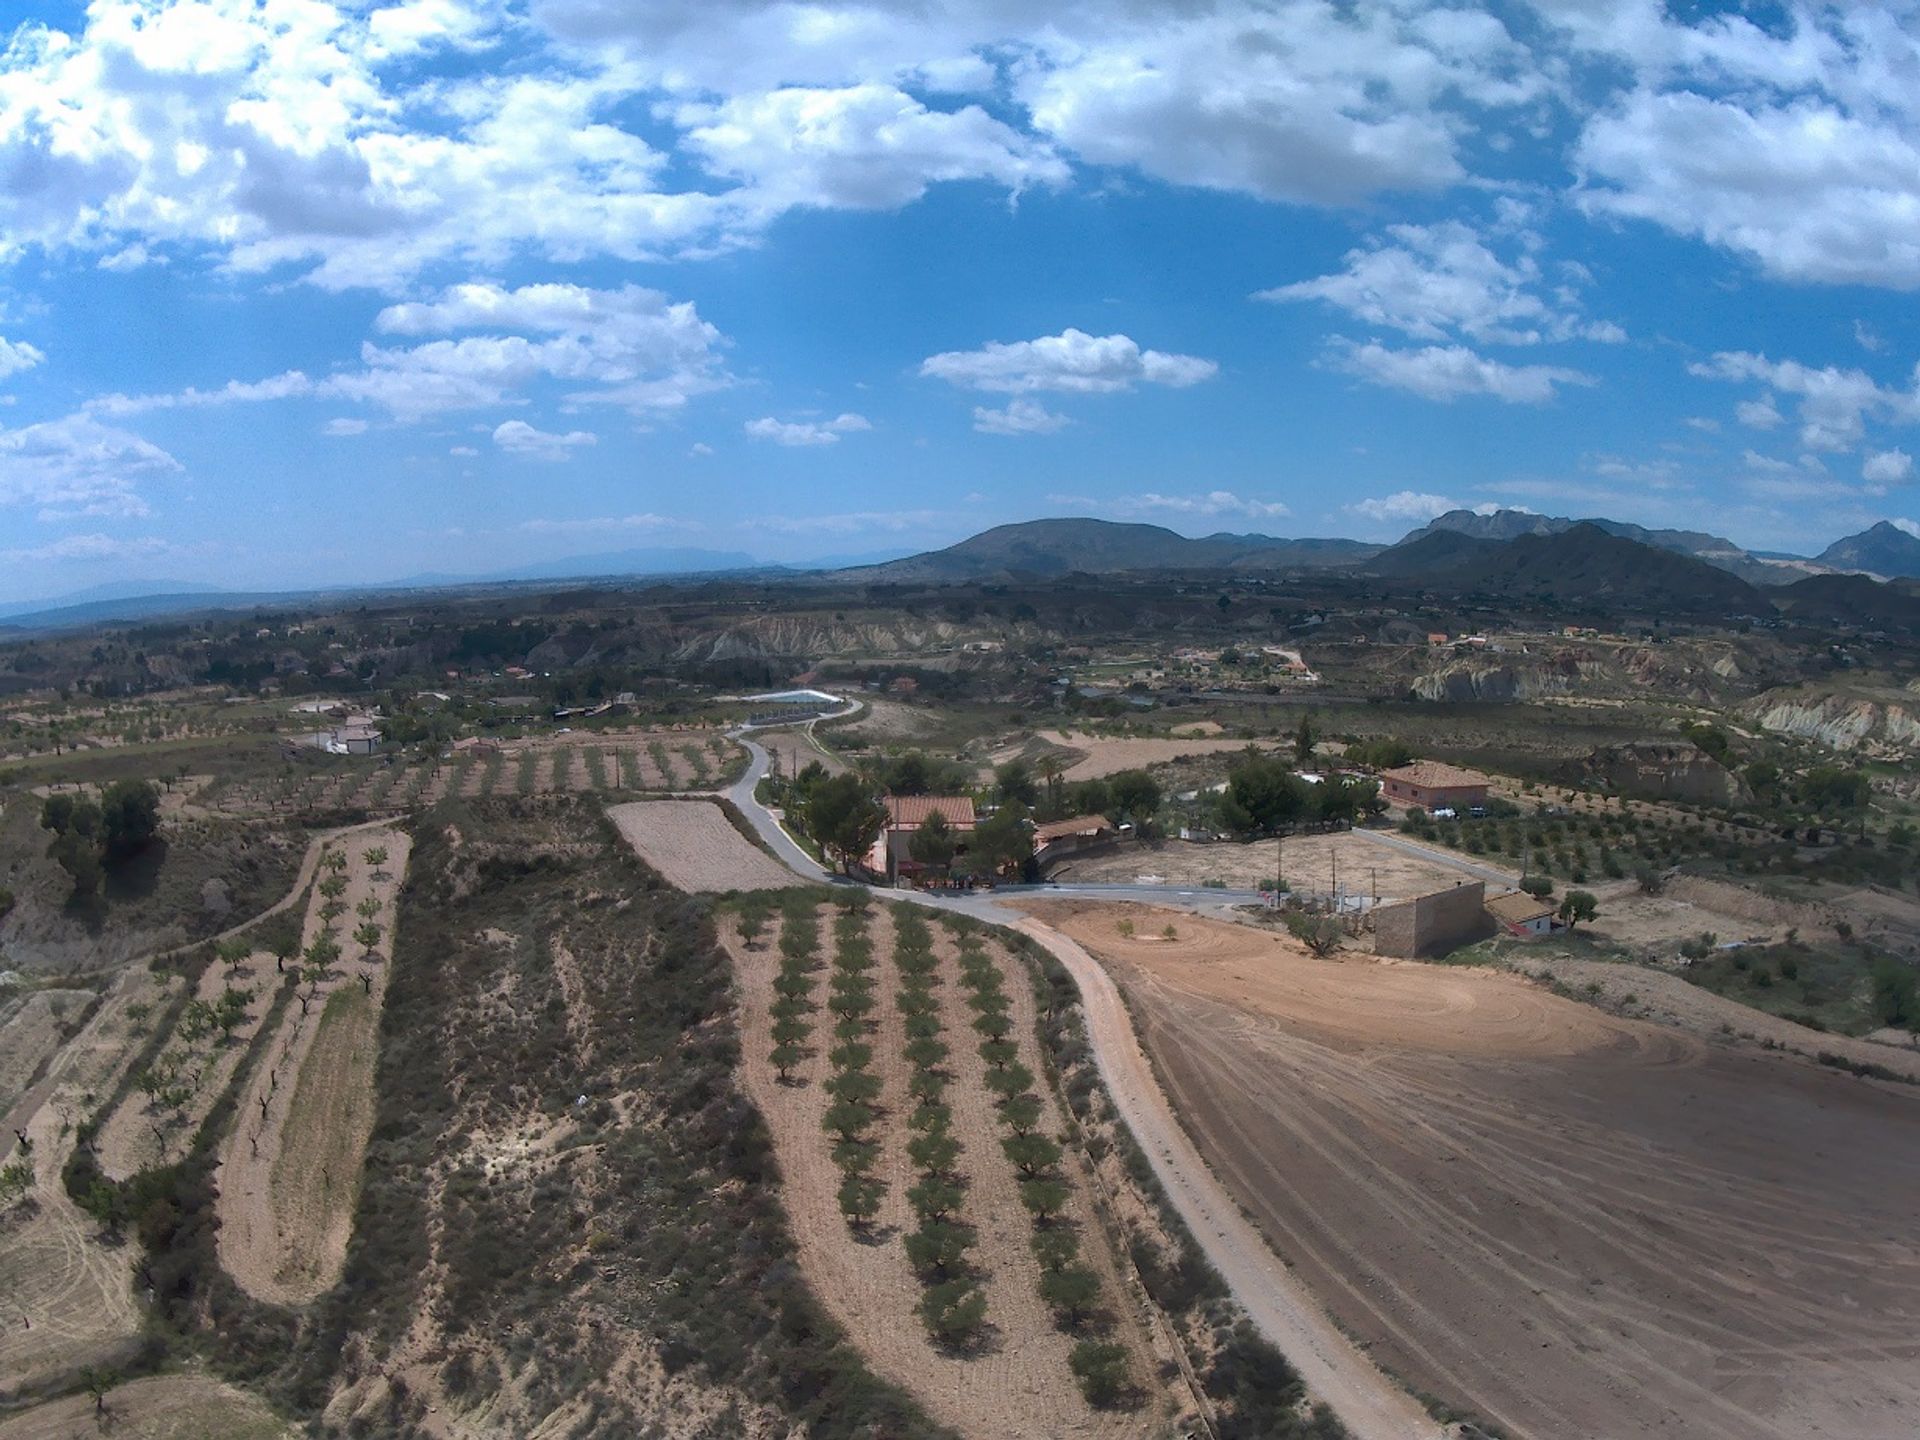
xmin=1219 ymin=753 xmax=1308 ymax=836
xmin=805 ymin=774 xmax=886 ymax=873
xmin=908 ymin=809 xmax=957 ymax=872
xmin=1107 ymin=769 xmax=1161 ymax=823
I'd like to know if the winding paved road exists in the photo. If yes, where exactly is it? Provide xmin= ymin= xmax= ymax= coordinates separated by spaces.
xmin=726 ymin=731 xmax=1443 ymax=1440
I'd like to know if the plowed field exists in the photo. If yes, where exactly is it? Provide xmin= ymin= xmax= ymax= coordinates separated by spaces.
xmin=1027 ymin=901 xmax=1920 ymax=1440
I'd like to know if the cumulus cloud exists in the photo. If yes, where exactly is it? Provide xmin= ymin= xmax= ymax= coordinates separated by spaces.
xmin=1560 ymin=7 xmax=1920 ymax=289
xmin=1864 ymin=449 xmax=1915 ymax=486
xmin=0 ymin=337 xmax=46 ymax=381
xmin=921 ymin=329 xmax=1216 ymax=394
xmin=322 ymin=417 xmax=368 ymax=436
xmin=492 ymin=419 xmax=597 ymax=460
xmin=1346 ymin=490 xmax=1459 ymax=523
xmin=1017 ymin=3 xmax=1540 ymax=207
xmin=1328 ymin=339 xmax=1595 ymax=404
xmin=1691 ymin=351 xmax=1920 ymax=453
xmin=744 ymin=413 xmax=872 ymax=446
xmin=676 ymin=85 xmax=1065 ymax=218
xmin=0 ymin=413 xmax=180 ymax=519
xmin=972 ymin=398 xmax=1069 ymax=435
xmin=1258 ymin=220 xmax=1623 ymax=345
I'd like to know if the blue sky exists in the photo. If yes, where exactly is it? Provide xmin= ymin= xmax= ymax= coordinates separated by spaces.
xmin=2 ymin=0 xmax=1919 ymax=602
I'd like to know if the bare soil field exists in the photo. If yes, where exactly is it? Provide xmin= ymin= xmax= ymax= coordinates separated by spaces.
xmin=216 ymin=828 xmax=410 ymax=1305
xmin=717 ymin=902 xmax=1176 ymax=1439
xmin=1026 ymin=901 xmax=1920 ymax=1440
xmin=0 ymin=1373 xmax=292 ymax=1440
xmin=607 ymin=800 xmax=796 ymax=892
xmin=95 ymin=947 xmax=280 ymax=1181
xmin=1036 ymin=729 xmax=1252 ymax=780
xmin=0 ymin=969 xmax=163 ymax=1394
xmin=0 ymin=988 xmax=93 ymax=1115
xmin=1054 ymin=833 xmax=1474 ymax=901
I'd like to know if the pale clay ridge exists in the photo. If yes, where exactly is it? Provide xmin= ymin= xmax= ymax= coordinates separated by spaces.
xmin=712 ymin=730 xmax=1446 ymax=1440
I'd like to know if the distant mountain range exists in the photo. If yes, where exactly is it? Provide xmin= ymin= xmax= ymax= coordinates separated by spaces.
xmin=834 ymin=518 xmax=1381 ymax=583
xmin=6 ymin=514 xmax=1917 ymax=634
xmin=1814 ymin=521 xmax=1920 ymax=579
xmin=0 ymin=579 xmax=228 ymax=621
xmin=1401 ymin=509 xmax=1811 ymax=586
xmin=1367 ymin=522 xmax=1766 ymax=615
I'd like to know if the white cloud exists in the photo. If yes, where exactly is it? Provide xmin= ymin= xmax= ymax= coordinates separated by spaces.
xmin=1735 ymin=397 xmax=1783 ymax=430
xmin=1741 ymin=449 xmax=1795 ymax=476
xmin=449 ymin=444 xmax=479 ymax=457
xmin=921 ymin=329 xmax=1216 ymax=395
xmin=1258 ymin=220 xmax=1623 ymax=346
xmin=1328 ymin=339 xmax=1595 ymax=404
xmin=1855 ymin=319 xmax=1886 ymax=353
xmin=1346 ymin=490 xmax=1459 ymax=523
xmin=1692 ymin=351 xmax=1920 ymax=453
xmin=0 ymin=413 xmax=180 ymax=519
xmin=1561 ymin=7 xmax=1920 ymax=290
xmin=744 ymin=413 xmax=871 ymax=447
xmin=92 ymin=371 xmax=314 ymax=416
xmin=1684 ymin=416 xmax=1721 ymax=433
xmin=491 ymin=419 xmax=597 ymax=460
xmin=688 ymin=441 xmax=713 ymax=456
xmin=91 ymin=281 xmax=727 ymax=423
xmin=1864 ymin=449 xmax=1914 ymax=486
xmin=1017 ymin=3 xmax=1540 ymax=207
xmin=1892 ymin=518 xmax=1920 ymax=539
xmin=0 ymin=336 xmax=45 ymax=381
xmin=972 ymin=398 xmax=1069 ymax=436
xmin=322 ymin=417 xmax=368 ymax=436
xmin=1 ymin=532 xmax=178 ymax=563
xmin=675 ymin=85 xmax=1065 ymax=219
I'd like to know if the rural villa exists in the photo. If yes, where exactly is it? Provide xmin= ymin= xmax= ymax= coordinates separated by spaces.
xmin=866 ymin=795 xmax=977 ymax=881
xmin=1378 ymin=760 xmax=1490 ymax=811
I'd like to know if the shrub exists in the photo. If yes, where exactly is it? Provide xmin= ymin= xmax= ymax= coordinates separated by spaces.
xmin=1069 ymin=1340 xmax=1131 ymax=1406
xmin=1039 ymin=1266 xmax=1102 ymax=1328
xmin=918 ymin=1281 xmax=988 ymax=1346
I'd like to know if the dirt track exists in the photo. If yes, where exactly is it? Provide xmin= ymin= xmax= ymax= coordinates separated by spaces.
xmin=1032 ymin=902 xmax=1920 ymax=1440
xmin=607 ymin=800 xmax=797 ymax=891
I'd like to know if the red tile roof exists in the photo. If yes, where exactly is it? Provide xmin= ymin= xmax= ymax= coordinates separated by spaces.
xmin=884 ymin=795 xmax=976 ymax=829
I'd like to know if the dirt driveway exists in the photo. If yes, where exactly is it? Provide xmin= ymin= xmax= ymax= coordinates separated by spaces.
xmin=1031 ymin=901 xmax=1920 ymax=1440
